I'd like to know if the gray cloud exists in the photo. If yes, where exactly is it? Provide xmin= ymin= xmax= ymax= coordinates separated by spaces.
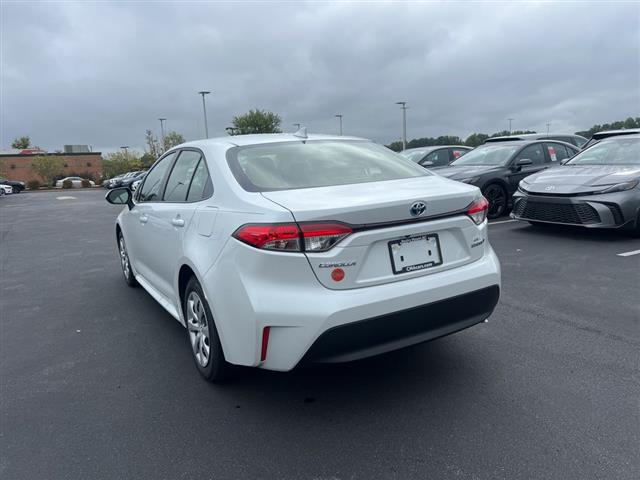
xmin=2 ymin=1 xmax=639 ymax=153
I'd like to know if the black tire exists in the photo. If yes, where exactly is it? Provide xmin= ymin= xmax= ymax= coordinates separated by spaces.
xmin=482 ymin=183 xmax=508 ymax=219
xmin=117 ymin=232 xmax=138 ymax=287
xmin=183 ymin=277 xmax=232 ymax=382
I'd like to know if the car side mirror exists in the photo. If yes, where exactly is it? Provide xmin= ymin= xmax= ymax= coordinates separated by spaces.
xmin=516 ymin=158 xmax=533 ymax=166
xmin=105 ymin=187 xmax=133 ymax=209
xmin=421 ymin=160 xmax=434 ymax=167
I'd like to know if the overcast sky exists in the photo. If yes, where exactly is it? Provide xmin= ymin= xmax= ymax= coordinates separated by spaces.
xmin=2 ymin=1 xmax=639 ymax=153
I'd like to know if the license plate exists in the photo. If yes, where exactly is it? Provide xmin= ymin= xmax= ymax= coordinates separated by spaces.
xmin=388 ymin=234 xmax=443 ymax=274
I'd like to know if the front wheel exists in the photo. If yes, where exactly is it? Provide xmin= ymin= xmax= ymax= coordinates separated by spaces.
xmin=482 ymin=184 xmax=508 ymax=219
xmin=184 ymin=277 xmax=232 ymax=382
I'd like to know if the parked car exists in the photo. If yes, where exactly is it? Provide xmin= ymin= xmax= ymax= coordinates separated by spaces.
xmin=485 ymin=133 xmax=588 ymax=148
xmin=0 ymin=177 xmax=25 ymax=193
xmin=432 ymin=140 xmax=580 ymax=219
xmin=104 ymin=171 xmax=142 ymax=189
xmin=580 ymin=128 xmax=640 ymax=150
xmin=0 ymin=184 xmax=12 ymax=195
xmin=399 ymin=146 xmax=471 ymax=167
xmin=106 ymin=133 xmax=501 ymax=382
xmin=512 ymin=134 xmax=640 ymax=233
xmin=55 ymin=176 xmax=95 ymax=188
xmin=120 ymin=171 xmax=146 ymax=189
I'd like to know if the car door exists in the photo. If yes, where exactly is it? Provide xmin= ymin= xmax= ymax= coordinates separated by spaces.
xmin=141 ymin=149 xmax=207 ymax=302
xmin=123 ymin=151 xmax=177 ymax=290
xmin=506 ymin=143 xmax=547 ymax=193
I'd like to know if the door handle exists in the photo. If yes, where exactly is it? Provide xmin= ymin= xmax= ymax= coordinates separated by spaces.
xmin=171 ymin=216 xmax=185 ymax=227
xmin=140 ymin=214 xmax=148 ymax=224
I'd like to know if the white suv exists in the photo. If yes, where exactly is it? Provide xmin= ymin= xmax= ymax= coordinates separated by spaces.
xmin=106 ymin=133 xmax=501 ymax=381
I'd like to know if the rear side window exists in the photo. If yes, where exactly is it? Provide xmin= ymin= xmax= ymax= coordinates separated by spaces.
xmin=450 ymin=148 xmax=468 ymax=160
xmin=164 ymin=150 xmax=202 ymax=202
xmin=138 ymin=152 xmax=176 ymax=202
xmin=186 ymin=159 xmax=213 ymax=202
xmin=227 ymin=140 xmax=427 ymax=192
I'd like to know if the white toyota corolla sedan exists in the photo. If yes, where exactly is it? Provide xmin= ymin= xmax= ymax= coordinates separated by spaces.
xmin=106 ymin=132 xmax=501 ymax=381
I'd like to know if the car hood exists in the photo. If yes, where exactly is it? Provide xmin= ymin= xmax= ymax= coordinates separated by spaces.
xmin=431 ymin=165 xmax=501 ymax=180
xmin=522 ymin=165 xmax=640 ymax=194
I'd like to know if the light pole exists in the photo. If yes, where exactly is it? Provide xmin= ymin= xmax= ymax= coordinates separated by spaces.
xmin=121 ymin=146 xmax=130 ymax=156
xmin=198 ymin=91 xmax=211 ymax=138
xmin=158 ymin=118 xmax=166 ymax=150
xmin=508 ymin=118 xmax=514 ymax=135
xmin=546 ymin=122 xmax=550 ymax=136
xmin=395 ymin=102 xmax=408 ymax=150
xmin=293 ymin=123 xmax=301 ymax=130
xmin=334 ymin=114 xmax=343 ymax=135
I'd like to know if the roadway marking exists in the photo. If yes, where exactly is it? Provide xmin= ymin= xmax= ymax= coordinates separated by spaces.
xmin=617 ymin=249 xmax=640 ymax=257
xmin=490 ymin=219 xmax=517 ymax=225
xmin=56 ymin=196 xmax=76 ymax=200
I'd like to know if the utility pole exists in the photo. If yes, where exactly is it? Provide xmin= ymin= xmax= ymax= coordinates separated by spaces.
xmin=334 ymin=114 xmax=343 ymax=135
xmin=198 ymin=91 xmax=211 ymax=138
xmin=158 ymin=118 xmax=166 ymax=150
xmin=395 ymin=102 xmax=408 ymax=150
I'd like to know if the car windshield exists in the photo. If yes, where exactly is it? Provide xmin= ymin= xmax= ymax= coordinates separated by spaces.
xmin=400 ymin=149 xmax=431 ymax=162
xmin=227 ymin=140 xmax=428 ymax=192
xmin=566 ymin=137 xmax=640 ymax=165
xmin=450 ymin=145 xmax=519 ymax=166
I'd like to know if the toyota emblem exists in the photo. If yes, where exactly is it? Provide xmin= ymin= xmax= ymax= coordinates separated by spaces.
xmin=410 ymin=201 xmax=427 ymax=217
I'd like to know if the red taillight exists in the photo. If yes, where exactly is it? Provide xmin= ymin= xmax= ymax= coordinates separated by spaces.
xmin=233 ymin=222 xmax=352 ymax=252
xmin=467 ymin=197 xmax=489 ymax=225
xmin=260 ymin=326 xmax=270 ymax=361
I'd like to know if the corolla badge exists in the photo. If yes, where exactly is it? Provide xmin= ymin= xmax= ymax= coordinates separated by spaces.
xmin=410 ymin=201 xmax=427 ymax=217
xmin=544 ymin=185 xmax=556 ymax=191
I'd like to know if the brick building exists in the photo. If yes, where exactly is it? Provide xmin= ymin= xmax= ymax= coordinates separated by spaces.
xmin=0 ymin=150 xmax=103 ymax=183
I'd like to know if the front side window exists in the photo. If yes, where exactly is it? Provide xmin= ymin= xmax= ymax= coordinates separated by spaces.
xmin=450 ymin=144 xmax=519 ymax=166
xmin=514 ymin=144 xmax=545 ymax=165
xmin=546 ymin=143 xmax=572 ymax=162
xmin=566 ymin=137 xmax=640 ymax=165
xmin=422 ymin=149 xmax=448 ymax=167
xmin=227 ymin=140 xmax=427 ymax=192
xmin=164 ymin=150 xmax=202 ymax=202
xmin=138 ymin=152 xmax=176 ymax=202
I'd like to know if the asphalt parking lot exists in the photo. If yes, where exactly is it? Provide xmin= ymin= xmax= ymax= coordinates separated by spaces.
xmin=1 ymin=189 xmax=638 ymax=480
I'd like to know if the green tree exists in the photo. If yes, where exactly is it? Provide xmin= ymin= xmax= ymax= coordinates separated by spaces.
xmin=31 ymin=155 xmax=64 ymax=185
xmin=145 ymin=129 xmax=162 ymax=158
xmin=464 ymin=133 xmax=490 ymax=147
xmin=163 ymin=131 xmax=185 ymax=150
xmin=11 ymin=136 xmax=31 ymax=149
xmin=101 ymin=152 xmax=141 ymax=179
xmin=229 ymin=109 xmax=282 ymax=135
xmin=575 ymin=117 xmax=640 ymax=138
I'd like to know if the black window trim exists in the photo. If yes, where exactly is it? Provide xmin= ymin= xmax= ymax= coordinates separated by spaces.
xmin=160 ymin=147 xmax=214 ymax=204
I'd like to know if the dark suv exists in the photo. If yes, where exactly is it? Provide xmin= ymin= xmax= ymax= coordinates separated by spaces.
xmin=0 ymin=177 xmax=25 ymax=193
xmin=432 ymin=140 xmax=579 ymax=218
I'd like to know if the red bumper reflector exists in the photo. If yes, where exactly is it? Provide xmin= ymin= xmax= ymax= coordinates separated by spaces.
xmin=261 ymin=326 xmax=271 ymax=362
xmin=331 ymin=268 xmax=345 ymax=282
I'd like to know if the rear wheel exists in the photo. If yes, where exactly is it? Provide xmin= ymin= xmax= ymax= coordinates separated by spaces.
xmin=482 ymin=183 xmax=508 ymax=219
xmin=184 ymin=277 xmax=231 ymax=382
xmin=118 ymin=232 xmax=138 ymax=287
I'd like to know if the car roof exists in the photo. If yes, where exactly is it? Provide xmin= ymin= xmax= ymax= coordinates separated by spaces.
xmin=592 ymin=129 xmax=640 ymax=140
xmin=178 ymin=133 xmax=366 ymax=150
xmin=402 ymin=145 xmax=470 ymax=153
xmin=485 ymin=133 xmax=586 ymax=143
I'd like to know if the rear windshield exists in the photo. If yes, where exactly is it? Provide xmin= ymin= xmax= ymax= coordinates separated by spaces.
xmin=566 ymin=137 xmax=640 ymax=165
xmin=226 ymin=140 xmax=428 ymax=192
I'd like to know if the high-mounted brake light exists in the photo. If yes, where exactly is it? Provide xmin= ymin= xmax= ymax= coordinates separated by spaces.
xmin=233 ymin=222 xmax=353 ymax=252
xmin=466 ymin=197 xmax=489 ymax=225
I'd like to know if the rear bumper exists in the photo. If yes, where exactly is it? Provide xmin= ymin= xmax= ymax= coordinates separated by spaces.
xmin=204 ymin=241 xmax=501 ymax=371
xmin=511 ymin=191 xmax=639 ymax=229
xmin=302 ymin=285 xmax=499 ymax=364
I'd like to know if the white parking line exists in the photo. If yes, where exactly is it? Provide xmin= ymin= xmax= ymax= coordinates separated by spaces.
xmin=56 ymin=196 xmax=76 ymax=200
xmin=617 ymin=249 xmax=640 ymax=257
xmin=489 ymin=219 xmax=517 ymax=225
